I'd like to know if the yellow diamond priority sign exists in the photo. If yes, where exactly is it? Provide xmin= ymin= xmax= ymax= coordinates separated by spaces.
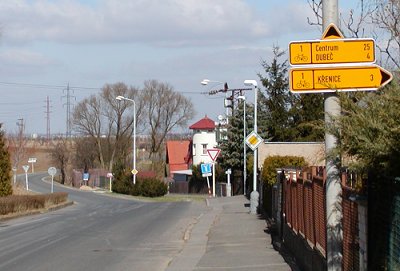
xmin=246 ymin=131 xmax=263 ymax=151
xmin=131 ymin=169 xmax=138 ymax=175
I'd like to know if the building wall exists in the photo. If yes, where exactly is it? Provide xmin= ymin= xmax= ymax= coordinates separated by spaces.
xmin=192 ymin=130 xmax=217 ymax=165
xmin=258 ymin=142 xmax=325 ymax=166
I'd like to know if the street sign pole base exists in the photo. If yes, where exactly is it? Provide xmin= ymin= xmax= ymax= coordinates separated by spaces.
xmin=250 ymin=190 xmax=259 ymax=214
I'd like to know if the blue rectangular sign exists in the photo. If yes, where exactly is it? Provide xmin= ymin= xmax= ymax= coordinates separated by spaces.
xmin=200 ymin=163 xmax=212 ymax=174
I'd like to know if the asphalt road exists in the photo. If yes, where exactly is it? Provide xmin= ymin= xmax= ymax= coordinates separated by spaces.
xmin=0 ymin=173 xmax=207 ymax=271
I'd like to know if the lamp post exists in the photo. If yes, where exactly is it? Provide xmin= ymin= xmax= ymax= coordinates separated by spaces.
xmin=116 ymin=95 xmax=137 ymax=184
xmin=238 ymin=95 xmax=247 ymax=196
xmin=201 ymin=79 xmax=231 ymax=119
xmin=244 ymin=80 xmax=259 ymax=214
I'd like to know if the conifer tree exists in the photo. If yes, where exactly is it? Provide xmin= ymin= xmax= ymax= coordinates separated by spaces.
xmin=0 ymin=124 xmax=12 ymax=196
xmin=258 ymin=46 xmax=324 ymax=142
xmin=258 ymin=46 xmax=292 ymax=142
xmin=218 ymin=103 xmax=246 ymax=171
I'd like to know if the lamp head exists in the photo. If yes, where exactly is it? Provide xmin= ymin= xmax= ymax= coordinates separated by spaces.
xmin=116 ymin=96 xmax=124 ymax=101
xmin=244 ymin=80 xmax=257 ymax=87
xmin=238 ymin=95 xmax=246 ymax=100
xmin=201 ymin=79 xmax=210 ymax=85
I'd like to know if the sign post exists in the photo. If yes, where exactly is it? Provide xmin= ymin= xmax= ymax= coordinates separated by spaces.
xmin=107 ymin=173 xmax=113 ymax=192
xmin=200 ymin=163 xmax=212 ymax=196
xmin=48 ymin=167 xmax=57 ymax=193
xmin=22 ymin=165 xmax=29 ymax=190
xmin=28 ymin=158 xmax=37 ymax=173
xmin=288 ymin=12 xmax=394 ymax=270
xmin=12 ymin=167 xmax=17 ymax=185
xmin=207 ymin=149 xmax=221 ymax=197
xmin=225 ymin=168 xmax=232 ymax=197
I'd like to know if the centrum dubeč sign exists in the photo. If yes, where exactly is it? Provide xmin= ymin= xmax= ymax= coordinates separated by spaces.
xmin=288 ymin=23 xmax=393 ymax=93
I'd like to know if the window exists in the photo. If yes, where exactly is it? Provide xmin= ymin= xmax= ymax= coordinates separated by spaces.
xmin=202 ymin=144 xmax=207 ymax=155
xmin=193 ymin=144 xmax=196 ymax=156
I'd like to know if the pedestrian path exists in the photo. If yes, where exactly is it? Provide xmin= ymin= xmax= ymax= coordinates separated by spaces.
xmin=193 ymin=196 xmax=294 ymax=271
xmin=166 ymin=195 xmax=297 ymax=271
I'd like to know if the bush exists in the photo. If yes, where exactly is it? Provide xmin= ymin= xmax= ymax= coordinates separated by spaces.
xmin=113 ymin=173 xmax=167 ymax=198
xmin=135 ymin=178 xmax=168 ymax=197
xmin=112 ymin=173 xmax=134 ymax=195
xmin=0 ymin=192 xmax=68 ymax=215
xmin=261 ymin=155 xmax=307 ymax=185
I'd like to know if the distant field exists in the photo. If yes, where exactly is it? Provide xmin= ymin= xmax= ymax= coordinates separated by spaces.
xmin=9 ymin=140 xmax=54 ymax=174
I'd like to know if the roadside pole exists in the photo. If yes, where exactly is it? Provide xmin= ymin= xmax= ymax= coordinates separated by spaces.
xmin=23 ymin=165 xmax=29 ymax=191
xmin=323 ymin=0 xmax=343 ymax=270
xmin=212 ymin=162 xmax=216 ymax=197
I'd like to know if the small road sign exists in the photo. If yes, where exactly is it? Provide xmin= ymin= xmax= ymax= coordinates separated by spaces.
xmin=289 ymin=38 xmax=375 ymax=65
xmin=207 ymin=149 xmax=221 ymax=162
xmin=246 ymin=131 xmax=263 ymax=150
xmin=131 ymin=169 xmax=138 ymax=175
xmin=290 ymin=65 xmax=393 ymax=93
xmin=22 ymin=165 xmax=30 ymax=173
xmin=201 ymin=163 xmax=212 ymax=174
xmin=48 ymin=167 xmax=57 ymax=176
xmin=28 ymin=158 xmax=37 ymax=163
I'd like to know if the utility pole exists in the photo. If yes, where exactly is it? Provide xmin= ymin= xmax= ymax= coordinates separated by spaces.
xmin=62 ymin=83 xmax=75 ymax=138
xmin=322 ymin=1 xmax=343 ymax=270
xmin=44 ymin=96 xmax=52 ymax=142
xmin=204 ymin=83 xmax=252 ymax=115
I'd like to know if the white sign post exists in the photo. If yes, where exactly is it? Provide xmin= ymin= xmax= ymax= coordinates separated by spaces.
xmin=12 ymin=167 xmax=17 ymax=185
xmin=48 ymin=167 xmax=57 ymax=193
xmin=22 ymin=165 xmax=30 ymax=190
xmin=225 ymin=168 xmax=232 ymax=197
xmin=107 ymin=173 xmax=113 ymax=192
xmin=207 ymin=149 xmax=221 ymax=197
xmin=28 ymin=158 xmax=37 ymax=173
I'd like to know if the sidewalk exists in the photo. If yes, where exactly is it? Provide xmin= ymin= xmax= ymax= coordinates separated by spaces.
xmin=167 ymin=195 xmax=298 ymax=271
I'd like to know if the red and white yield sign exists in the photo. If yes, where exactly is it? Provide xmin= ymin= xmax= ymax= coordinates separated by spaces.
xmin=207 ymin=148 xmax=221 ymax=162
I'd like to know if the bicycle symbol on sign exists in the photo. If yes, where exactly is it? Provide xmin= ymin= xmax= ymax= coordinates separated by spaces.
xmin=296 ymin=80 xmax=311 ymax=89
xmin=294 ymin=54 xmax=309 ymax=62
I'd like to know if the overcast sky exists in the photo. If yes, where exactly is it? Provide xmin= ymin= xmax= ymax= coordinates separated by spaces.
xmin=0 ymin=0 xmax=359 ymax=135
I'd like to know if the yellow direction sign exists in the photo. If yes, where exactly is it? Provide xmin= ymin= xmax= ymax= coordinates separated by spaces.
xmin=289 ymin=65 xmax=393 ymax=93
xmin=290 ymin=38 xmax=375 ymax=65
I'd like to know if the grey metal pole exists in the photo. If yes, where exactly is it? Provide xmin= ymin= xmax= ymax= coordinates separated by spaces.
xmin=238 ymin=96 xmax=247 ymax=196
xmin=322 ymin=0 xmax=343 ymax=270
xmin=133 ymin=101 xmax=137 ymax=185
xmin=243 ymin=100 xmax=247 ymax=196
xmin=244 ymin=80 xmax=259 ymax=214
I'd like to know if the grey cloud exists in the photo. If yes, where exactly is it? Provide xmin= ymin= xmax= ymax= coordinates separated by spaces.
xmin=1 ymin=0 xmax=270 ymax=46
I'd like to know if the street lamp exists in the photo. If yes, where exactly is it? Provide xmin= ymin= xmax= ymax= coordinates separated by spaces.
xmin=244 ymin=80 xmax=259 ymax=214
xmin=116 ymin=95 xmax=137 ymax=185
xmin=238 ymin=95 xmax=247 ymax=196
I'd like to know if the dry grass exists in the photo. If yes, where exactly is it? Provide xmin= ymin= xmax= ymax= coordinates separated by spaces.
xmin=0 ymin=191 xmax=68 ymax=216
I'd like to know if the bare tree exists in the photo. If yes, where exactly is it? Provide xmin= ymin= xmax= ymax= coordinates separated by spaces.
xmin=7 ymin=120 xmax=28 ymax=171
xmin=369 ymin=0 xmax=400 ymax=69
xmin=307 ymin=0 xmax=400 ymax=68
xmin=142 ymin=80 xmax=195 ymax=159
xmin=50 ymin=138 xmax=72 ymax=185
xmin=72 ymin=83 xmax=142 ymax=172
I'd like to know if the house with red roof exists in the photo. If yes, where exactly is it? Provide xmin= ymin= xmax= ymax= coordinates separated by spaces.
xmin=189 ymin=115 xmax=217 ymax=165
xmin=165 ymin=140 xmax=192 ymax=178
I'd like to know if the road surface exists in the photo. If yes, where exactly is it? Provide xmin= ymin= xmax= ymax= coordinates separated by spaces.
xmin=0 ymin=173 xmax=207 ymax=271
